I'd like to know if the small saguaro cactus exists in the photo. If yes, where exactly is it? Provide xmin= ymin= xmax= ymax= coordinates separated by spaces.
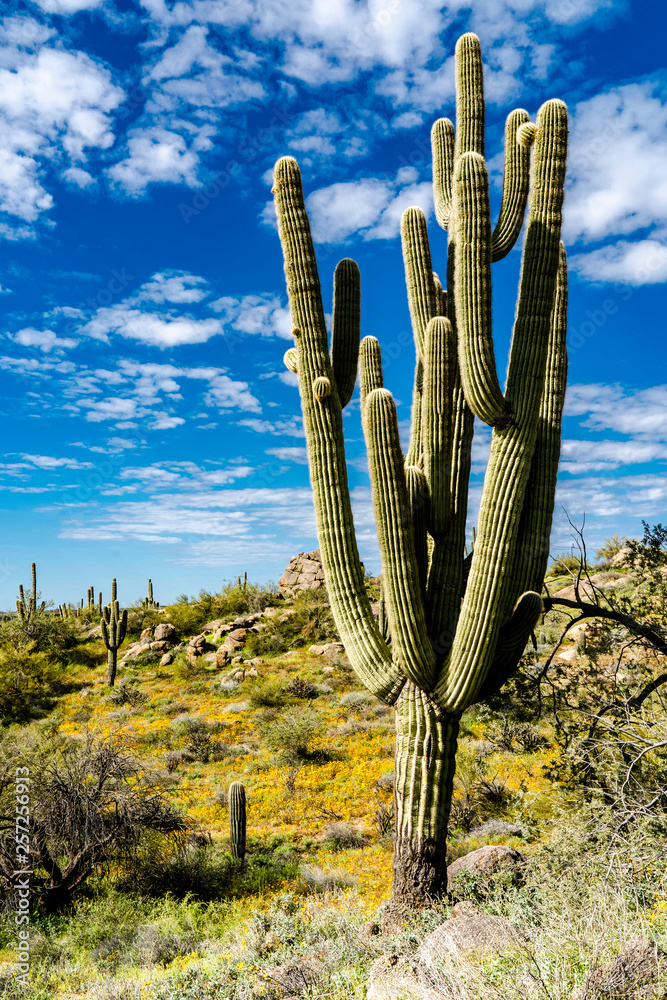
xmin=228 ymin=781 xmax=246 ymax=863
xmin=272 ymin=31 xmax=568 ymax=923
xmin=16 ymin=563 xmax=45 ymax=620
xmin=101 ymin=578 xmax=128 ymax=687
xmin=142 ymin=579 xmax=158 ymax=609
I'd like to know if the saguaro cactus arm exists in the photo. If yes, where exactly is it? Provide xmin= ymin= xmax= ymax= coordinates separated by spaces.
xmin=455 ymin=33 xmax=485 ymax=158
xmin=432 ymin=118 xmax=455 ymax=230
xmin=491 ymin=109 xmax=531 ymax=261
xmin=511 ymin=241 xmax=569 ymax=598
xmin=331 ymin=258 xmax=360 ymax=408
xmin=365 ymin=389 xmax=437 ymax=691
xmin=273 ymin=157 xmax=404 ymax=704
xmin=433 ymin=98 xmax=568 ymax=714
xmin=454 ymin=152 xmax=509 ymax=427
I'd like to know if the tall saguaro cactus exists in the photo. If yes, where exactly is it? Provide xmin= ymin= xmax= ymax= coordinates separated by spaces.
xmin=16 ymin=563 xmax=45 ymax=620
xmin=228 ymin=781 xmax=247 ymax=863
xmin=273 ymin=32 xmax=568 ymax=922
xmin=101 ymin=578 xmax=128 ymax=687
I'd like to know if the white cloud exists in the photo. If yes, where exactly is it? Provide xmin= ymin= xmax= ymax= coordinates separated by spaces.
xmin=305 ymin=167 xmax=432 ymax=243
xmin=239 ymin=416 xmax=304 ymax=436
xmin=204 ymin=374 xmax=261 ymax=413
xmin=209 ymin=293 xmax=292 ymax=341
xmin=564 ymin=383 xmax=667 ymax=439
xmin=285 ymin=107 xmax=386 ymax=163
xmin=132 ymin=271 xmax=208 ymax=304
xmin=12 ymin=327 xmax=78 ymax=352
xmin=20 ymin=453 xmax=93 ymax=470
xmin=31 ymin=0 xmax=104 ymax=11
xmin=79 ymin=397 xmax=139 ymax=423
xmin=560 ymin=438 xmax=667 ymax=474
xmin=0 ymin=31 xmax=123 ymax=229
xmin=113 ymin=461 xmax=254 ymax=492
xmin=147 ymin=24 xmax=265 ymax=108
xmin=570 ymin=239 xmax=667 ymax=285
xmin=107 ymin=127 xmax=201 ymax=195
xmin=61 ymin=166 xmax=95 ymax=188
xmin=266 ymin=446 xmax=309 ymax=464
xmin=81 ymin=305 xmax=223 ymax=348
xmin=565 ymin=78 xmax=667 ymax=275
xmin=55 ymin=486 xmax=319 ymax=550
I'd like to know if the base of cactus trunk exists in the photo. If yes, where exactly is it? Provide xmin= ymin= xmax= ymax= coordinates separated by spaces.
xmin=381 ymin=836 xmax=448 ymax=932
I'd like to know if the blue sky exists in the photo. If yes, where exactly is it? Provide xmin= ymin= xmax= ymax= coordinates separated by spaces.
xmin=0 ymin=0 xmax=666 ymax=609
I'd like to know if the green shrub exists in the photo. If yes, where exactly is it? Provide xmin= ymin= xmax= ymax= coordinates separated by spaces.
xmin=247 ymin=677 xmax=289 ymax=708
xmin=0 ymin=731 xmax=187 ymax=914
xmin=0 ymin=608 xmax=79 ymax=654
xmin=545 ymin=552 xmax=589 ymax=578
xmin=264 ymin=705 xmax=327 ymax=763
xmin=245 ymin=592 xmax=339 ymax=656
xmin=116 ymin=841 xmax=299 ymax=902
xmin=0 ymin=643 xmax=60 ymax=724
xmin=163 ymin=582 xmax=280 ymax=640
xmin=287 ymin=676 xmax=318 ymax=699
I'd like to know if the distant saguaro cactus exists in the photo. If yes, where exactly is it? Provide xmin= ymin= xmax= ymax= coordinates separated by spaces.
xmin=228 ymin=781 xmax=246 ymax=863
xmin=101 ymin=578 xmax=128 ymax=687
xmin=142 ymin=579 xmax=158 ymax=609
xmin=272 ymin=32 xmax=568 ymax=923
xmin=16 ymin=563 xmax=45 ymax=620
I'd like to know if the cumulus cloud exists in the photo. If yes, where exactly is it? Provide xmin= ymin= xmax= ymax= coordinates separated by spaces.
xmin=564 ymin=383 xmax=667 ymax=439
xmin=239 ymin=416 xmax=304 ymax=436
xmin=0 ymin=24 xmax=123 ymax=231
xmin=570 ymin=239 xmax=667 ymax=285
xmin=265 ymin=446 xmax=309 ymax=464
xmin=132 ymin=271 xmax=208 ymax=304
xmin=12 ymin=327 xmax=78 ymax=352
xmin=304 ymin=166 xmax=432 ymax=243
xmin=560 ymin=438 xmax=667 ymax=474
xmin=107 ymin=127 xmax=203 ymax=195
xmin=209 ymin=293 xmax=292 ymax=341
xmin=81 ymin=305 xmax=223 ymax=348
xmin=20 ymin=453 xmax=93 ymax=470
xmin=565 ymin=78 xmax=667 ymax=284
xmin=204 ymin=374 xmax=261 ymax=413
xmin=31 ymin=0 xmax=104 ymax=11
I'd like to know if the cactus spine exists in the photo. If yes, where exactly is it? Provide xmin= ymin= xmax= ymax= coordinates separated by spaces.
xmin=228 ymin=781 xmax=246 ymax=863
xmin=272 ymin=32 xmax=568 ymax=920
xmin=101 ymin=578 xmax=128 ymax=687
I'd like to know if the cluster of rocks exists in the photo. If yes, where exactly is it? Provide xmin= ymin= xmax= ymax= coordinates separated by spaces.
xmin=279 ymin=549 xmax=326 ymax=595
xmin=121 ymin=622 xmax=179 ymax=667
xmin=366 ymin=843 xmax=664 ymax=1000
xmin=120 ymin=606 xmax=313 ymax=671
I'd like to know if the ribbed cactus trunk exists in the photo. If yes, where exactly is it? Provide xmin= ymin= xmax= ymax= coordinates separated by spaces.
xmin=101 ymin=578 xmax=128 ymax=688
xmin=391 ymin=685 xmax=459 ymax=913
xmin=229 ymin=781 xmax=246 ymax=863
xmin=271 ymin=32 xmax=568 ymax=919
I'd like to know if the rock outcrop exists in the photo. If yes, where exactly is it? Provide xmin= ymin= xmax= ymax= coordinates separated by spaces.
xmin=279 ymin=549 xmax=326 ymax=595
